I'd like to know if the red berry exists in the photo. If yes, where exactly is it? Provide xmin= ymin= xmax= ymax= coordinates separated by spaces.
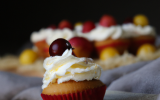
xmin=58 ymin=20 xmax=73 ymax=30
xmin=49 ymin=38 xmax=72 ymax=56
xmin=48 ymin=24 xmax=57 ymax=29
xmin=123 ymin=17 xmax=133 ymax=24
xmin=82 ymin=21 xmax=95 ymax=33
xmin=99 ymin=15 xmax=116 ymax=27
xmin=69 ymin=37 xmax=93 ymax=57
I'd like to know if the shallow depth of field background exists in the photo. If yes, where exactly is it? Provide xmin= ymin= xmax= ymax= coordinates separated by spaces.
xmin=1 ymin=0 xmax=160 ymax=55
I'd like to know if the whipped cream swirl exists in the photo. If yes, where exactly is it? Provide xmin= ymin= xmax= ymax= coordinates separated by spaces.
xmin=122 ymin=23 xmax=156 ymax=37
xmin=76 ymin=25 xmax=125 ymax=41
xmin=42 ymin=49 xmax=101 ymax=89
xmin=31 ymin=28 xmax=53 ymax=43
xmin=46 ymin=28 xmax=75 ymax=45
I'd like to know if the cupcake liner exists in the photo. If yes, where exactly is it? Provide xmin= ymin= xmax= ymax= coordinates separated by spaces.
xmin=41 ymin=85 xmax=106 ymax=100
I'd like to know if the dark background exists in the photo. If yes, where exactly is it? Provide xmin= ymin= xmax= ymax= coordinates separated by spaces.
xmin=1 ymin=0 xmax=160 ymax=56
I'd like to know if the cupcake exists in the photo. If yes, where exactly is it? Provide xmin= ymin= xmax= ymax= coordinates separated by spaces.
xmin=75 ymin=16 xmax=130 ymax=56
xmin=31 ymin=20 xmax=74 ymax=58
xmin=78 ymin=15 xmax=130 ymax=55
xmin=46 ymin=28 xmax=75 ymax=46
xmin=30 ymin=28 xmax=53 ymax=58
xmin=41 ymin=39 xmax=106 ymax=100
xmin=94 ymin=15 xmax=131 ymax=55
xmin=122 ymin=14 xmax=156 ymax=54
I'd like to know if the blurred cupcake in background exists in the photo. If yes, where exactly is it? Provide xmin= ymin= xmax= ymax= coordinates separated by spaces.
xmin=31 ymin=20 xmax=75 ymax=58
xmin=74 ymin=15 xmax=130 ymax=57
xmin=46 ymin=28 xmax=75 ymax=46
xmin=93 ymin=15 xmax=130 ymax=55
xmin=30 ymin=28 xmax=54 ymax=58
xmin=122 ymin=14 xmax=156 ymax=54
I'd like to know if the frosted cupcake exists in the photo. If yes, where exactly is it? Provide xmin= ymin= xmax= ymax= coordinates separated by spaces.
xmin=41 ymin=38 xmax=106 ymax=100
xmin=122 ymin=14 xmax=156 ymax=54
xmin=46 ymin=28 xmax=75 ymax=46
xmin=31 ymin=20 xmax=75 ymax=58
xmin=75 ymin=15 xmax=130 ymax=55
xmin=31 ymin=28 xmax=53 ymax=58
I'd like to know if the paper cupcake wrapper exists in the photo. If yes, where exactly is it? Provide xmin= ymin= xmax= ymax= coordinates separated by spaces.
xmin=41 ymin=85 xmax=106 ymax=100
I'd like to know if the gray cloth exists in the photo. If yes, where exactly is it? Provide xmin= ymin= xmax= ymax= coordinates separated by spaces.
xmin=10 ymin=88 xmax=160 ymax=100
xmin=107 ymin=58 xmax=160 ymax=94
xmin=100 ymin=61 xmax=151 ymax=86
xmin=104 ymin=91 xmax=158 ymax=100
xmin=12 ymin=86 xmax=42 ymax=100
xmin=1 ymin=57 xmax=160 ymax=99
xmin=155 ymin=35 xmax=160 ymax=46
xmin=0 ymin=71 xmax=42 ymax=100
xmin=10 ymin=86 xmax=160 ymax=100
xmin=157 ymin=94 xmax=160 ymax=100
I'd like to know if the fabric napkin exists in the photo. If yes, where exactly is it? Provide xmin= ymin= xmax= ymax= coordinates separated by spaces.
xmin=105 ymin=58 xmax=160 ymax=94
xmin=0 ymin=71 xmax=42 ymax=100
xmin=12 ymin=86 xmax=42 ymax=100
xmin=100 ymin=61 xmax=151 ymax=86
xmin=158 ymin=95 xmax=160 ymax=100
xmin=11 ymin=88 xmax=160 ymax=100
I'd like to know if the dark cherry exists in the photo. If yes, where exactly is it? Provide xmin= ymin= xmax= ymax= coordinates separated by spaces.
xmin=49 ymin=38 xmax=73 ymax=56
xmin=123 ymin=17 xmax=133 ymax=24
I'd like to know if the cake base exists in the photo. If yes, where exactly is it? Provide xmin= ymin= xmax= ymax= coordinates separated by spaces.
xmin=41 ymin=80 xmax=106 ymax=100
xmin=42 ymin=80 xmax=104 ymax=95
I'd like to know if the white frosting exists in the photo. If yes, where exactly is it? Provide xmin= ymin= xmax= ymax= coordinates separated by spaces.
xmin=75 ymin=25 xmax=82 ymax=33
xmin=42 ymin=49 xmax=101 ymax=89
xmin=76 ymin=25 xmax=125 ymax=41
xmin=46 ymin=28 xmax=75 ymax=45
xmin=30 ymin=28 xmax=54 ymax=43
xmin=122 ymin=23 xmax=156 ymax=37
